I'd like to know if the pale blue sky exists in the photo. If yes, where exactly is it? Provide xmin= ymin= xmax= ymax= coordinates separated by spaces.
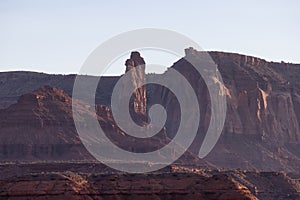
xmin=0 ymin=0 xmax=299 ymax=75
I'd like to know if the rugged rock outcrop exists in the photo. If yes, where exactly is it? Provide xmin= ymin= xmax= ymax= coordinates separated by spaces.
xmin=147 ymin=49 xmax=300 ymax=173
xmin=1 ymin=163 xmax=299 ymax=200
xmin=1 ymin=50 xmax=300 ymax=199
xmin=204 ymin=52 xmax=300 ymax=172
xmin=0 ymin=172 xmax=258 ymax=200
xmin=0 ymin=49 xmax=300 ymax=174
xmin=0 ymin=53 xmax=211 ymax=169
xmin=124 ymin=51 xmax=147 ymax=116
xmin=0 ymin=85 xmax=210 ymax=168
xmin=0 ymin=86 xmax=93 ymax=161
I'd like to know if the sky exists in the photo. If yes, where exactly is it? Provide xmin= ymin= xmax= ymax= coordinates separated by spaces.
xmin=0 ymin=0 xmax=299 ymax=75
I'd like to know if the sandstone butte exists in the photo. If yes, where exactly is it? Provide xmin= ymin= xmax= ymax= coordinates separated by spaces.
xmin=0 ymin=49 xmax=299 ymax=199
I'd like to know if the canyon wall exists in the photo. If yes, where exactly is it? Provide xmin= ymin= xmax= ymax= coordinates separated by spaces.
xmin=0 ymin=50 xmax=300 ymax=172
xmin=147 ymin=49 xmax=300 ymax=172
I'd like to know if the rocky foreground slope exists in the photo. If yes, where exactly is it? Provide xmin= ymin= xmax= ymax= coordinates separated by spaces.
xmin=0 ymin=163 xmax=299 ymax=200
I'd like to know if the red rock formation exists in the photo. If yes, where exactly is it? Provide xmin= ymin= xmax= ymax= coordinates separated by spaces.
xmin=0 ymin=85 xmax=210 ymax=168
xmin=0 ymin=170 xmax=259 ymax=200
xmin=147 ymin=49 xmax=300 ymax=173
xmin=1 ymin=51 xmax=300 ymax=199
xmin=0 ymin=86 xmax=93 ymax=161
xmin=1 ymin=164 xmax=299 ymax=199
xmin=124 ymin=51 xmax=147 ymax=117
xmin=0 ymin=50 xmax=300 ymax=173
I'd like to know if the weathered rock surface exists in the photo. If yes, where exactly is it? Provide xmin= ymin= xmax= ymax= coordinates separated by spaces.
xmin=147 ymin=49 xmax=300 ymax=173
xmin=1 ymin=163 xmax=299 ymax=200
xmin=0 ymin=52 xmax=211 ymax=169
xmin=0 ymin=86 xmax=93 ymax=161
xmin=206 ymin=51 xmax=300 ymax=172
xmin=1 ymin=50 xmax=300 ymax=199
xmin=0 ymin=172 xmax=257 ymax=200
xmin=0 ymin=85 xmax=210 ymax=169
xmin=124 ymin=51 xmax=147 ymax=116
xmin=0 ymin=50 xmax=300 ymax=174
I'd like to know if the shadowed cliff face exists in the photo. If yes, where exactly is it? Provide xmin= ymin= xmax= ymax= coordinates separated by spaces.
xmin=0 ymin=50 xmax=300 ymax=173
xmin=147 ymin=49 xmax=300 ymax=172
xmin=0 ymin=86 xmax=94 ymax=160
xmin=123 ymin=52 xmax=148 ymax=124
xmin=125 ymin=52 xmax=147 ymax=116
xmin=0 ymin=52 xmax=211 ymax=169
xmin=209 ymin=51 xmax=300 ymax=143
xmin=205 ymin=52 xmax=300 ymax=172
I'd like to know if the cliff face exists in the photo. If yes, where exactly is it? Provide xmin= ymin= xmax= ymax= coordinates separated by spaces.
xmin=209 ymin=52 xmax=300 ymax=143
xmin=146 ymin=49 xmax=300 ymax=172
xmin=205 ymin=52 xmax=300 ymax=172
xmin=125 ymin=51 xmax=147 ymax=116
xmin=0 ymin=50 xmax=300 ymax=173
xmin=206 ymin=52 xmax=300 ymax=172
xmin=0 ymin=53 xmax=211 ymax=168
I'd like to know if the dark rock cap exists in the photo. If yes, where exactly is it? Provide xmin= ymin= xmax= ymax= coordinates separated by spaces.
xmin=125 ymin=51 xmax=145 ymax=68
